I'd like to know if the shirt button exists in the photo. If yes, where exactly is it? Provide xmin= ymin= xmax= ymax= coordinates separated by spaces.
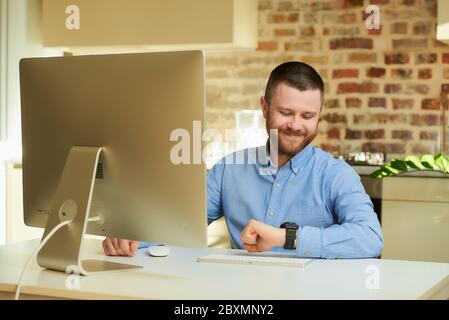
xmin=275 ymin=183 xmax=281 ymax=188
xmin=304 ymin=251 xmax=309 ymax=256
xmin=268 ymin=211 xmax=274 ymax=216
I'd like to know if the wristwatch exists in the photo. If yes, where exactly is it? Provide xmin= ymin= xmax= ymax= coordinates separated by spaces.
xmin=280 ymin=222 xmax=299 ymax=250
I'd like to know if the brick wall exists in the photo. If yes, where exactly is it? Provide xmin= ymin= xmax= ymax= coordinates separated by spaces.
xmin=205 ymin=0 xmax=449 ymax=160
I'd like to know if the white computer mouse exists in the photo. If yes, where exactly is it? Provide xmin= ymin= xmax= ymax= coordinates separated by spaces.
xmin=148 ymin=245 xmax=170 ymax=257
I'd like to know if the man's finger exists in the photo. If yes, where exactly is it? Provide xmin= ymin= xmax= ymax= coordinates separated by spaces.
xmin=243 ymin=243 xmax=257 ymax=252
xmin=119 ymin=239 xmax=130 ymax=256
xmin=104 ymin=238 xmax=118 ymax=256
xmin=102 ymin=239 xmax=110 ymax=256
xmin=129 ymin=241 xmax=138 ymax=256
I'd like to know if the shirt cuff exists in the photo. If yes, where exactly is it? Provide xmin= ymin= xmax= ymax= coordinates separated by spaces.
xmin=295 ymin=226 xmax=323 ymax=258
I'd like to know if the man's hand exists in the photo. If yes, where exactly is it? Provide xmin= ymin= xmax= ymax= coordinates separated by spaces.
xmin=240 ymin=219 xmax=286 ymax=253
xmin=102 ymin=237 xmax=138 ymax=257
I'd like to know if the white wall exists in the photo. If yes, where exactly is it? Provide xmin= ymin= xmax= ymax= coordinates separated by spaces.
xmin=0 ymin=0 xmax=62 ymax=244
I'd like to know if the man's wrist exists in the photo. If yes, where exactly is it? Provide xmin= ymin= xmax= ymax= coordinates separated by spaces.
xmin=277 ymin=228 xmax=286 ymax=247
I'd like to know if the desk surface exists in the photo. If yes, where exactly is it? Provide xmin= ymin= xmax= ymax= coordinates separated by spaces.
xmin=1 ymin=239 xmax=449 ymax=300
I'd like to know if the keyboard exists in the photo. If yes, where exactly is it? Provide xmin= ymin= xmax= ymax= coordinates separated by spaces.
xmin=197 ymin=253 xmax=312 ymax=268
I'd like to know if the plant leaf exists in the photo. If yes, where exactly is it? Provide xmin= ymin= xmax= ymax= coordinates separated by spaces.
xmin=390 ymin=159 xmax=408 ymax=172
xmin=381 ymin=164 xmax=399 ymax=175
xmin=439 ymin=156 xmax=449 ymax=173
xmin=420 ymin=154 xmax=435 ymax=169
xmin=370 ymin=170 xmax=384 ymax=179
xmin=404 ymin=155 xmax=425 ymax=169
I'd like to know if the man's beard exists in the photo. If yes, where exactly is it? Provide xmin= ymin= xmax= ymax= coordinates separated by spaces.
xmin=266 ymin=117 xmax=318 ymax=158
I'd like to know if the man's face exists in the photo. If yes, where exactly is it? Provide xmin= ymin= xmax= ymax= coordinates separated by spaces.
xmin=261 ymin=83 xmax=322 ymax=157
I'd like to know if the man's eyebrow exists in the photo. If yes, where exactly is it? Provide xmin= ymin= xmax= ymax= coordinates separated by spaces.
xmin=277 ymin=107 xmax=318 ymax=114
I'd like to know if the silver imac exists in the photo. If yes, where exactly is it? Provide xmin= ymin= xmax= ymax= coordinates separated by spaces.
xmin=19 ymin=51 xmax=208 ymax=275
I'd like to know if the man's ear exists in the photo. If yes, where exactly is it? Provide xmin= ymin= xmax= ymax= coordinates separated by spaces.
xmin=260 ymin=96 xmax=268 ymax=119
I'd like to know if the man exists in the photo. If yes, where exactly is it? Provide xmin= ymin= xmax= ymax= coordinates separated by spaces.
xmin=103 ymin=61 xmax=383 ymax=259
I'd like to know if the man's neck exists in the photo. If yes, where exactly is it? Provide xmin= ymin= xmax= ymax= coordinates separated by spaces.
xmin=272 ymin=153 xmax=292 ymax=169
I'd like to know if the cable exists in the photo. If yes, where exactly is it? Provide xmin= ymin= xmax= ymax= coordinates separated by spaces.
xmin=14 ymin=215 xmax=101 ymax=300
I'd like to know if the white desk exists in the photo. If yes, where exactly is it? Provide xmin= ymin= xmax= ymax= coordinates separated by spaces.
xmin=0 ymin=239 xmax=449 ymax=300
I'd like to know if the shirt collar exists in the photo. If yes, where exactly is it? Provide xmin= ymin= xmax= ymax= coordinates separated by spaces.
xmin=260 ymin=141 xmax=314 ymax=175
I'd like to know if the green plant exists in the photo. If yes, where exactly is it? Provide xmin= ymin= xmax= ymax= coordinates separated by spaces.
xmin=370 ymin=154 xmax=449 ymax=179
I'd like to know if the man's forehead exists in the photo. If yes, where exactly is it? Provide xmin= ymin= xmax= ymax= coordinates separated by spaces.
xmin=270 ymin=86 xmax=322 ymax=111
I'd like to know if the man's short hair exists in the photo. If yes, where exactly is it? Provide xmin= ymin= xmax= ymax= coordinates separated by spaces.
xmin=264 ymin=61 xmax=324 ymax=106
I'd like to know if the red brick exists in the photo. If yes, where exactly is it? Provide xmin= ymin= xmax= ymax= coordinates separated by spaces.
xmin=368 ymin=27 xmax=382 ymax=35
xmin=332 ymin=69 xmax=359 ymax=78
xmin=416 ymin=53 xmax=437 ymax=64
xmin=300 ymin=26 xmax=315 ymax=37
xmin=330 ymin=38 xmax=373 ymax=50
xmin=421 ymin=99 xmax=440 ymax=110
xmin=392 ymin=98 xmax=414 ymax=109
xmin=443 ymin=53 xmax=449 ymax=64
xmin=268 ymin=13 xmax=285 ymax=23
xmin=257 ymin=41 xmax=278 ymax=51
xmin=442 ymin=84 xmax=449 ymax=111
xmin=405 ymin=84 xmax=430 ymax=95
xmin=341 ymin=0 xmax=364 ymax=8
xmin=370 ymin=0 xmax=389 ymax=4
xmin=413 ymin=22 xmax=432 ymax=35
xmin=391 ymin=22 xmax=408 ymax=34
xmin=392 ymin=130 xmax=413 ymax=140
xmin=327 ymin=128 xmax=340 ymax=140
xmin=287 ymin=13 xmax=299 ymax=22
xmin=346 ymin=97 xmax=361 ymax=108
xmin=322 ymin=113 xmax=347 ymax=124
xmin=368 ymin=97 xmax=387 ymax=108
xmin=345 ymin=129 xmax=362 ymax=139
xmin=362 ymin=143 xmax=405 ymax=154
xmin=392 ymin=38 xmax=427 ymax=50
xmin=418 ymin=68 xmax=432 ymax=79
xmin=385 ymin=53 xmax=410 ymax=64
xmin=366 ymin=67 xmax=386 ymax=78
xmin=368 ymin=114 xmax=407 ymax=124
xmin=412 ymin=144 xmax=433 ymax=154
xmin=420 ymin=131 xmax=438 ymax=140
xmin=349 ymin=53 xmax=377 ymax=63
xmin=274 ymin=29 xmax=296 ymax=37
xmin=324 ymin=99 xmax=340 ymax=109
xmin=338 ymin=13 xmax=357 ymax=24
xmin=320 ymin=144 xmax=340 ymax=154
xmin=391 ymin=68 xmax=413 ymax=79
xmin=365 ymin=129 xmax=385 ymax=139
xmin=337 ymin=82 xmax=379 ymax=94
xmin=278 ymin=1 xmax=295 ymax=11
xmin=385 ymin=84 xmax=402 ymax=94
xmin=284 ymin=42 xmax=313 ymax=52
xmin=400 ymin=0 xmax=415 ymax=6
xmin=410 ymin=114 xmax=440 ymax=126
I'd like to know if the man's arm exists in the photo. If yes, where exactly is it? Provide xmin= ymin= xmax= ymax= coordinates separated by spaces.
xmin=240 ymin=164 xmax=384 ymax=259
xmin=207 ymin=162 xmax=225 ymax=225
xmin=295 ymin=164 xmax=384 ymax=259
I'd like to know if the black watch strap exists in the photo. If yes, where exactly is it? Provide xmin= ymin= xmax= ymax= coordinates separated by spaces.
xmin=280 ymin=222 xmax=299 ymax=250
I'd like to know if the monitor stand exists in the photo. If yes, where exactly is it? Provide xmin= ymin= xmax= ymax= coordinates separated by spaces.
xmin=36 ymin=146 xmax=142 ymax=275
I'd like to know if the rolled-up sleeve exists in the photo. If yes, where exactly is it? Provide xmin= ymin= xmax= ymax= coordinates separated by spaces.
xmin=296 ymin=164 xmax=384 ymax=259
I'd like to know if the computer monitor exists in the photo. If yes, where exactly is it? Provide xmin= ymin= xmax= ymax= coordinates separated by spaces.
xmin=19 ymin=51 xmax=208 ymax=274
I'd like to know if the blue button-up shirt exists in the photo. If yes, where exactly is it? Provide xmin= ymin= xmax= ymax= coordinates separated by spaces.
xmin=207 ymin=144 xmax=383 ymax=259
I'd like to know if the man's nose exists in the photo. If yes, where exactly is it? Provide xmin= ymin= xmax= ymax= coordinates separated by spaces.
xmin=287 ymin=116 xmax=304 ymax=131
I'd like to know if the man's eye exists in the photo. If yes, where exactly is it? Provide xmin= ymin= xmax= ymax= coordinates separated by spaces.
xmin=303 ymin=115 xmax=314 ymax=119
xmin=280 ymin=111 xmax=291 ymax=116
